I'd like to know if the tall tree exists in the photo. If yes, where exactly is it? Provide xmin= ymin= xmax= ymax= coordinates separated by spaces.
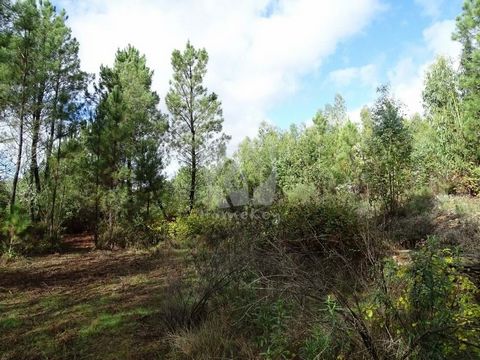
xmin=43 ymin=12 xmax=89 ymax=235
xmin=28 ymin=1 xmax=60 ymax=220
xmin=1 ymin=0 xmax=88 ymax=223
xmin=91 ymin=45 xmax=167 ymax=244
xmin=365 ymin=86 xmax=412 ymax=213
xmin=166 ymin=42 xmax=229 ymax=213
xmin=422 ymin=57 xmax=465 ymax=182
xmin=324 ymin=93 xmax=348 ymax=126
xmin=454 ymin=0 xmax=480 ymax=166
xmin=3 ymin=0 xmax=39 ymax=213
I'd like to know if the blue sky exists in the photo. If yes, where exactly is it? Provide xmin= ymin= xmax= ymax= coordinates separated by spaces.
xmin=55 ymin=0 xmax=464 ymax=148
xmin=270 ymin=0 xmax=464 ymax=127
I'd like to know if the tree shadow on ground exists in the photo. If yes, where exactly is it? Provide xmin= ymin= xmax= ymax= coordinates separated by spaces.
xmin=0 ymin=246 xmax=187 ymax=360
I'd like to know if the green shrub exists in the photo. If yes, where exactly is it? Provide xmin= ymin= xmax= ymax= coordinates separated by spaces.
xmin=363 ymin=237 xmax=480 ymax=359
xmin=465 ymin=165 xmax=480 ymax=196
xmin=302 ymin=324 xmax=335 ymax=360
xmin=166 ymin=211 xmax=237 ymax=248
xmin=251 ymin=299 xmax=295 ymax=359
xmin=270 ymin=193 xmax=360 ymax=255
xmin=1 ymin=206 xmax=31 ymax=256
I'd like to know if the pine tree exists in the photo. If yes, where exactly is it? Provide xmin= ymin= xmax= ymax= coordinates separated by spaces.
xmin=3 ymin=0 xmax=39 ymax=213
xmin=91 ymin=45 xmax=167 ymax=244
xmin=166 ymin=42 xmax=229 ymax=213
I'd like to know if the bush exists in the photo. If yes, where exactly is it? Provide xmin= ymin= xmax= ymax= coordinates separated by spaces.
xmin=166 ymin=211 xmax=238 ymax=248
xmin=1 ymin=206 xmax=31 ymax=256
xmin=300 ymin=295 xmax=356 ymax=359
xmin=270 ymin=193 xmax=360 ymax=256
xmin=465 ymin=165 xmax=480 ymax=196
xmin=361 ymin=237 xmax=480 ymax=359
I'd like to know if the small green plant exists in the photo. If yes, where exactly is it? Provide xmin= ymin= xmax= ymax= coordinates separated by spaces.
xmin=1 ymin=206 xmax=30 ymax=256
xmin=301 ymin=295 xmax=353 ymax=360
xmin=252 ymin=299 xmax=294 ymax=359
xmin=302 ymin=324 xmax=333 ymax=360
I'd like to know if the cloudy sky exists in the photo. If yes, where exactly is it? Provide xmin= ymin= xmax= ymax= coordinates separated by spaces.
xmin=54 ymin=0 xmax=463 ymax=149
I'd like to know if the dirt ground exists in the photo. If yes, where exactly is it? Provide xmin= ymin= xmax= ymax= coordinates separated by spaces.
xmin=0 ymin=235 xmax=185 ymax=360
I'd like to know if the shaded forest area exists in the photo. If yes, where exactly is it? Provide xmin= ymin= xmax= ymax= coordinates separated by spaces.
xmin=1 ymin=0 xmax=480 ymax=359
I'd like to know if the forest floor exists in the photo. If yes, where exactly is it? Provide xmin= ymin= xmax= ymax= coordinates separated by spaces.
xmin=0 ymin=195 xmax=479 ymax=360
xmin=0 ymin=235 xmax=187 ymax=360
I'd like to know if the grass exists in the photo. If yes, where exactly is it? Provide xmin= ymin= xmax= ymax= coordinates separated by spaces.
xmin=0 ymin=246 xmax=184 ymax=360
xmin=0 ymin=312 xmax=22 ymax=330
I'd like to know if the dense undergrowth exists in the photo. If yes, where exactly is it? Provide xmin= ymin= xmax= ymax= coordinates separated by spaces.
xmin=2 ymin=186 xmax=480 ymax=359
xmin=151 ymin=192 xmax=480 ymax=359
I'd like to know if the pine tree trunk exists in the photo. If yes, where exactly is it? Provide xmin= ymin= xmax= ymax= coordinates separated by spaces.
xmin=49 ymin=119 xmax=62 ymax=237
xmin=11 ymin=109 xmax=25 ymax=213
xmin=10 ymin=53 xmax=29 ymax=213
xmin=45 ymin=75 xmax=60 ymax=181
xmin=31 ymin=90 xmax=43 ymax=194
xmin=189 ymin=132 xmax=196 ymax=213
xmin=30 ymin=92 xmax=43 ymax=221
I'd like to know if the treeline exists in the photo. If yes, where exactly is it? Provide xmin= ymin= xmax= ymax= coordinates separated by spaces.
xmin=0 ymin=0 xmax=479 ymax=254
xmin=0 ymin=1 xmax=230 ymax=250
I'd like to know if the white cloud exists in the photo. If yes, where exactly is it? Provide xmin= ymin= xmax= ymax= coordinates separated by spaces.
xmin=388 ymin=57 xmax=425 ymax=114
xmin=58 ymin=0 xmax=381 ymax=151
xmin=389 ymin=19 xmax=461 ymax=115
xmin=423 ymin=20 xmax=462 ymax=65
xmin=414 ymin=0 xmax=445 ymax=18
xmin=328 ymin=64 xmax=378 ymax=88
xmin=348 ymin=106 xmax=365 ymax=124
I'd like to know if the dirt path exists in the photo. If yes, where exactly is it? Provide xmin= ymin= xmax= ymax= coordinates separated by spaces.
xmin=0 ymin=244 xmax=185 ymax=360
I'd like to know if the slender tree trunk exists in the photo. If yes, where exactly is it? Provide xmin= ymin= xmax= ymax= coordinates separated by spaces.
xmin=49 ymin=119 xmax=62 ymax=236
xmin=225 ymin=194 xmax=235 ymax=212
xmin=158 ymin=197 xmax=168 ymax=219
xmin=188 ymin=64 xmax=196 ymax=214
xmin=45 ymin=75 xmax=60 ymax=181
xmin=127 ymin=159 xmax=133 ymax=216
xmin=44 ymin=115 xmax=55 ymax=181
xmin=94 ymin=172 xmax=99 ymax=247
xmin=11 ymin=108 xmax=25 ymax=213
xmin=30 ymin=121 xmax=41 ymax=194
xmin=189 ymin=131 xmax=196 ymax=213
xmin=94 ymin=125 xmax=101 ymax=247
xmin=10 ymin=56 xmax=29 ymax=213
xmin=146 ymin=191 xmax=150 ymax=217
xmin=29 ymin=91 xmax=43 ymax=221
xmin=31 ymin=89 xmax=43 ymax=194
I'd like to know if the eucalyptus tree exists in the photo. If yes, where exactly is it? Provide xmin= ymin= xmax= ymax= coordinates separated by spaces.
xmin=422 ymin=57 xmax=465 ymax=181
xmin=454 ymin=0 xmax=480 ymax=166
xmin=365 ymin=86 xmax=412 ymax=213
xmin=166 ymin=42 xmax=229 ymax=213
